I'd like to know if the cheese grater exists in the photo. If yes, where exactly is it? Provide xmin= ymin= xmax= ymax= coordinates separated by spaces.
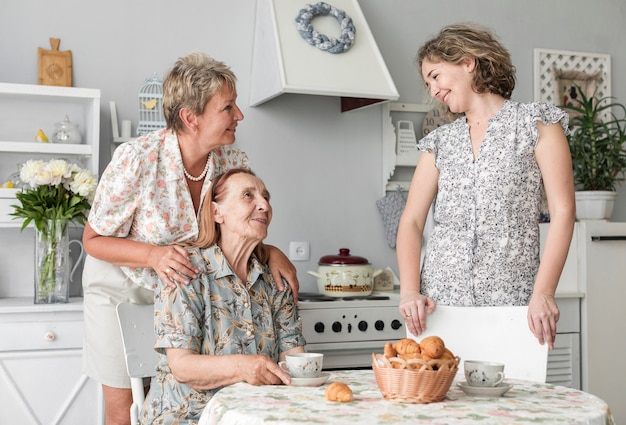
xmin=396 ymin=120 xmax=417 ymax=155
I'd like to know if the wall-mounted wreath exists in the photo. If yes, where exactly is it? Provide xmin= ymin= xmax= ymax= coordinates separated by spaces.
xmin=295 ymin=2 xmax=356 ymax=54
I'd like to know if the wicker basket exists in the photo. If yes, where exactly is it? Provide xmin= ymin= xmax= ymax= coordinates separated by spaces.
xmin=372 ymin=353 xmax=460 ymax=403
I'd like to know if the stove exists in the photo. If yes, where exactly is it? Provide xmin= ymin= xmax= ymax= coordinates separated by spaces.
xmin=297 ymin=290 xmax=405 ymax=369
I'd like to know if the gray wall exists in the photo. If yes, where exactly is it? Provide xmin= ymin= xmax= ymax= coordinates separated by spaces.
xmin=2 ymin=0 xmax=625 ymax=293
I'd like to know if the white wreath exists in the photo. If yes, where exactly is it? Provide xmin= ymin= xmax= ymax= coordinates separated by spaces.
xmin=295 ymin=2 xmax=356 ymax=54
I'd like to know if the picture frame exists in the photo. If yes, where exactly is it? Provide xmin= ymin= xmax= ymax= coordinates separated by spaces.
xmin=533 ymin=48 xmax=611 ymax=120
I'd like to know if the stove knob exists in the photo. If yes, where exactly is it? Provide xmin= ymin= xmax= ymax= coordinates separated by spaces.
xmin=314 ymin=322 xmax=325 ymax=333
xmin=374 ymin=320 xmax=384 ymax=331
xmin=358 ymin=320 xmax=368 ymax=332
xmin=332 ymin=321 xmax=342 ymax=333
xmin=391 ymin=319 xmax=403 ymax=330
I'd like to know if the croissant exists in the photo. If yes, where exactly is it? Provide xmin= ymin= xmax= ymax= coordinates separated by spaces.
xmin=325 ymin=382 xmax=353 ymax=402
xmin=383 ymin=342 xmax=397 ymax=358
xmin=393 ymin=338 xmax=421 ymax=355
xmin=400 ymin=351 xmax=422 ymax=361
xmin=420 ymin=336 xmax=445 ymax=359
xmin=440 ymin=347 xmax=455 ymax=361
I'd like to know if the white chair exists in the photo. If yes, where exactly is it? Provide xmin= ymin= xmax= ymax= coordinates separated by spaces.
xmin=408 ymin=305 xmax=548 ymax=383
xmin=116 ymin=302 xmax=160 ymax=425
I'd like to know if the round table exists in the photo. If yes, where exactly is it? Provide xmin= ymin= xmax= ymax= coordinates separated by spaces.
xmin=199 ymin=369 xmax=614 ymax=425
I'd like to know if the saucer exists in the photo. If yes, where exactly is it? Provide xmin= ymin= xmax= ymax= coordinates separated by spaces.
xmin=457 ymin=381 xmax=513 ymax=397
xmin=289 ymin=372 xmax=331 ymax=387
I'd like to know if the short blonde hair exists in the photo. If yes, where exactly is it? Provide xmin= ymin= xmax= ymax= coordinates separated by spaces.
xmin=416 ymin=23 xmax=516 ymax=99
xmin=162 ymin=52 xmax=238 ymax=132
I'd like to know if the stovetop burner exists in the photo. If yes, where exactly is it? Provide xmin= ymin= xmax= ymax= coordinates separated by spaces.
xmin=298 ymin=292 xmax=390 ymax=302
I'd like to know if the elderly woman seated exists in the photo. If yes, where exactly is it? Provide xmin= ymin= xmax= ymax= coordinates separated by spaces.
xmin=141 ymin=168 xmax=306 ymax=424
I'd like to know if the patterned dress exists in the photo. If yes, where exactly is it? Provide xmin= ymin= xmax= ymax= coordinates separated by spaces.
xmin=141 ymin=245 xmax=306 ymax=425
xmin=88 ymin=128 xmax=249 ymax=289
xmin=417 ymin=100 xmax=568 ymax=306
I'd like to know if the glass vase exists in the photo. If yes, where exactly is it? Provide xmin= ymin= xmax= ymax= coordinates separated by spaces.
xmin=34 ymin=219 xmax=70 ymax=304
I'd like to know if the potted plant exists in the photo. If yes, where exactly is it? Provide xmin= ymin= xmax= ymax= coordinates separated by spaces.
xmin=563 ymin=87 xmax=626 ymax=220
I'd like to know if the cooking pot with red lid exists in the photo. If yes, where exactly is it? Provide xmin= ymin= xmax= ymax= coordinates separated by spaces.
xmin=307 ymin=248 xmax=383 ymax=297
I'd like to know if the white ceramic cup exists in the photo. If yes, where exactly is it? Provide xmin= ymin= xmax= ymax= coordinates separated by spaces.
xmin=464 ymin=360 xmax=505 ymax=387
xmin=121 ymin=120 xmax=132 ymax=138
xmin=278 ymin=353 xmax=323 ymax=378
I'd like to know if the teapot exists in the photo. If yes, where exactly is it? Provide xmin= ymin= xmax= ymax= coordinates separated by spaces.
xmin=52 ymin=115 xmax=82 ymax=144
xmin=307 ymin=248 xmax=383 ymax=298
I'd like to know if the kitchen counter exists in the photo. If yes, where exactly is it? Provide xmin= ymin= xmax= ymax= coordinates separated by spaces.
xmin=0 ymin=296 xmax=84 ymax=314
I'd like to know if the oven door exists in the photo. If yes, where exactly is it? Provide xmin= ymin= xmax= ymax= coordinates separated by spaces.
xmin=305 ymin=341 xmax=380 ymax=370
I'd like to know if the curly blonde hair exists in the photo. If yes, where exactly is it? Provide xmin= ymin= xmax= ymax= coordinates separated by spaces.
xmin=416 ymin=23 xmax=516 ymax=99
xmin=162 ymin=52 xmax=238 ymax=133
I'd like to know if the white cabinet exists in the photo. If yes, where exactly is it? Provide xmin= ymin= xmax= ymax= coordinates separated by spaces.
xmin=541 ymin=221 xmax=626 ymax=423
xmin=0 ymin=83 xmax=103 ymax=424
xmin=574 ymin=221 xmax=626 ymax=424
xmin=0 ymin=299 xmax=103 ymax=424
xmin=546 ymin=297 xmax=581 ymax=389
xmin=0 ymin=82 xmax=99 ymax=296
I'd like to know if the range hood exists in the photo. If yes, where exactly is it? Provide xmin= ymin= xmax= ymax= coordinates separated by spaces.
xmin=250 ymin=0 xmax=399 ymax=112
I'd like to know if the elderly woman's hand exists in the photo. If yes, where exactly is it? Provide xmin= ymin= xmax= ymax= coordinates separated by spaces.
xmin=149 ymin=244 xmax=199 ymax=288
xmin=242 ymin=354 xmax=292 ymax=386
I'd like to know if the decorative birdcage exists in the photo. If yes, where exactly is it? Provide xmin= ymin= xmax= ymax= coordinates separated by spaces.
xmin=137 ymin=73 xmax=166 ymax=136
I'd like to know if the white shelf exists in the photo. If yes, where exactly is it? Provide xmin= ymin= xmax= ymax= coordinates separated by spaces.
xmin=0 ymin=83 xmax=102 ymax=423
xmin=0 ymin=141 xmax=92 ymax=155
xmin=381 ymin=102 xmax=430 ymax=195
xmin=0 ymin=82 xmax=99 ymax=100
xmin=0 ymin=83 xmax=100 ymax=228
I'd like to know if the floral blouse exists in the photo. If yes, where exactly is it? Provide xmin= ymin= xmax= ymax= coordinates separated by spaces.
xmin=87 ymin=128 xmax=249 ymax=289
xmin=417 ymin=100 xmax=568 ymax=306
xmin=140 ymin=245 xmax=306 ymax=425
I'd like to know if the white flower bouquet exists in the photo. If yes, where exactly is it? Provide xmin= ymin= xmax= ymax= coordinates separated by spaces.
xmin=11 ymin=159 xmax=97 ymax=231
xmin=10 ymin=159 xmax=97 ymax=303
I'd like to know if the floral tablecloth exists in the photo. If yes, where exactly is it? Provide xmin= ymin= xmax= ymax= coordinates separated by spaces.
xmin=199 ymin=369 xmax=614 ymax=425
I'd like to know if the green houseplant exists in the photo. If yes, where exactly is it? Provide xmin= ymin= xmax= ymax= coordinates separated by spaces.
xmin=562 ymin=87 xmax=626 ymax=220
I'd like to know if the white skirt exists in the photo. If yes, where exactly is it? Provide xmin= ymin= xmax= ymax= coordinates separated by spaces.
xmin=81 ymin=255 xmax=153 ymax=388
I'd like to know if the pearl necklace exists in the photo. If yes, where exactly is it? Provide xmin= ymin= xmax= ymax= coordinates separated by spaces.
xmin=183 ymin=153 xmax=211 ymax=181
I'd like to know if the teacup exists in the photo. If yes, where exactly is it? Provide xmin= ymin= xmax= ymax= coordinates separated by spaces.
xmin=464 ymin=360 xmax=505 ymax=387
xmin=278 ymin=353 xmax=323 ymax=379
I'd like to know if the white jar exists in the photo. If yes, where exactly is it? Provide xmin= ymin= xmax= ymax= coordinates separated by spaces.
xmin=52 ymin=115 xmax=82 ymax=144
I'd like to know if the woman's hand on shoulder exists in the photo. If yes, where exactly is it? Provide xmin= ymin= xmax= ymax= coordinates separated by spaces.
xmin=148 ymin=244 xmax=199 ymax=288
xmin=266 ymin=244 xmax=299 ymax=302
xmin=399 ymin=292 xmax=436 ymax=337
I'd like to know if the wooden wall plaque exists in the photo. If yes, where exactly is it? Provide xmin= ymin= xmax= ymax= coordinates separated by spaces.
xmin=38 ymin=38 xmax=72 ymax=87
